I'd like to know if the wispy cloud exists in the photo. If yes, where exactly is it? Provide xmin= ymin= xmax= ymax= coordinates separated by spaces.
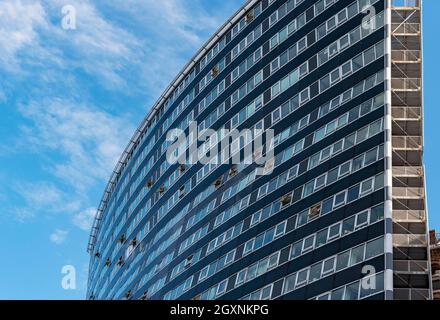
xmin=0 ymin=0 xmax=239 ymax=231
xmin=18 ymin=98 xmax=134 ymax=193
xmin=72 ymin=207 xmax=96 ymax=231
xmin=50 ymin=229 xmax=68 ymax=244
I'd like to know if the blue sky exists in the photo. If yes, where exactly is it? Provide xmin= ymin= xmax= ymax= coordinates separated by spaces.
xmin=0 ymin=0 xmax=438 ymax=300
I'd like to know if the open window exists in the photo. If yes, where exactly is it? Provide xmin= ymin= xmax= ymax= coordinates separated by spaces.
xmin=281 ymin=193 xmax=292 ymax=206
xmin=117 ymin=256 xmax=124 ymax=266
xmin=214 ymin=178 xmax=222 ymax=188
xmin=309 ymin=203 xmax=321 ymax=220
xmin=94 ymin=252 xmax=101 ymax=258
xmin=140 ymin=291 xmax=148 ymax=300
xmin=229 ymin=165 xmax=238 ymax=177
xmin=245 ymin=11 xmax=254 ymax=23
xmin=119 ymin=234 xmax=126 ymax=244
xmin=211 ymin=65 xmax=219 ymax=78
xmin=179 ymin=185 xmax=185 ymax=198
xmin=146 ymin=179 xmax=154 ymax=189
xmin=179 ymin=164 xmax=186 ymax=173
xmin=125 ymin=290 xmax=132 ymax=299
xmin=105 ymin=258 xmax=111 ymax=266
xmin=185 ymin=255 xmax=193 ymax=268
xmin=158 ymin=185 xmax=166 ymax=194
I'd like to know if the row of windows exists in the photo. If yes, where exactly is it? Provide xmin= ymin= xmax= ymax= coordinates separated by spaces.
xmin=94 ymin=0 xmax=346 ymax=246
xmin=99 ymin=0 xmax=382 ymax=254
xmin=115 ymin=0 xmax=360 ymax=218
xmin=197 ymin=0 xmax=377 ymax=140
xmin=311 ymin=272 xmax=385 ymax=300
xmin=196 ymin=197 xmax=385 ymax=300
xmin=90 ymin=0 xmax=270 ymax=258
xmin=165 ymin=164 xmax=386 ymax=300
xmin=222 ymin=102 xmax=384 ymax=206
xmin=270 ymin=39 xmax=384 ymax=102
xmin=241 ymin=236 xmax=384 ymax=300
xmin=91 ymin=2 xmax=386 ymax=296
xmin=157 ymin=116 xmax=385 ymax=292
xmin=96 ymin=107 xmax=385 ymax=294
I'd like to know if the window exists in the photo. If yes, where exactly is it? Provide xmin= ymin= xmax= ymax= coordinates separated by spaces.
xmin=333 ymin=191 xmax=346 ymax=208
xmin=316 ymin=229 xmax=327 ymax=247
xmin=199 ymin=266 xmax=209 ymax=281
xmin=339 ymin=161 xmax=351 ymax=177
xmin=274 ymin=222 xmax=286 ymax=238
xmin=216 ymin=279 xmax=227 ymax=296
xmin=347 ymin=185 xmax=360 ymax=202
xmin=315 ymin=127 xmax=326 ymax=142
xmin=360 ymin=178 xmax=374 ymax=195
xmin=297 ymin=209 xmax=308 ymax=227
xmin=328 ymin=223 xmax=341 ymax=240
xmin=284 ymin=274 xmax=295 ymax=293
xmin=296 ymin=269 xmax=309 ymax=287
xmin=236 ymin=269 xmax=246 ymax=285
xmin=345 ymin=282 xmax=359 ymax=300
xmin=322 ymin=198 xmax=333 ymax=215
xmin=290 ymin=242 xmax=302 ymax=259
xmin=355 ymin=210 xmax=369 ymax=229
xmin=320 ymin=146 xmax=331 ymax=161
xmin=268 ymin=252 xmax=279 ymax=270
xmin=332 ymin=287 xmax=345 ymax=300
xmin=327 ymin=168 xmax=339 ymax=184
xmin=243 ymin=239 xmax=254 ymax=255
xmin=352 ymin=155 xmax=364 ymax=171
xmin=257 ymin=257 xmax=269 ymax=276
xmin=336 ymin=250 xmax=350 ymax=271
xmin=310 ymin=263 xmax=322 ymax=282
xmin=342 ymin=61 xmax=352 ymax=76
xmin=350 ymin=245 xmax=365 ymax=267
xmin=370 ymin=204 xmax=384 ymax=223
xmin=366 ymin=237 xmax=384 ymax=259
xmin=302 ymin=235 xmax=315 ymax=253
xmin=251 ymin=211 xmax=261 ymax=226
xmin=254 ymin=234 xmax=264 ymax=250
xmin=342 ymin=216 xmax=355 ymax=235
xmin=225 ymin=250 xmax=235 ymax=265
xmin=261 ymin=285 xmax=272 ymax=300
xmin=322 ymin=257 xmax=336 ymax=275
xmin=303 ymin=181 xmax=315 ymax=197
xmin=247 ymin=263 xmax=258 ymax=281
xmin=333 ymin=140 xmax=344 ymax=154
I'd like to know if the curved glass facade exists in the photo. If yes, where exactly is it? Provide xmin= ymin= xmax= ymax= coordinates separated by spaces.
xmin=87 ymin=0 xmax=432 ymax=300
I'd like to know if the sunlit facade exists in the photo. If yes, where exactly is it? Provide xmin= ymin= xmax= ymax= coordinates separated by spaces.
xmin=87 ymin=0 xmax=432 ymax=300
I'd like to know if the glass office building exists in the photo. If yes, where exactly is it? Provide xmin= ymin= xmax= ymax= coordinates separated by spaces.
xmin=87 ymin=0 xmax=432 ymax=300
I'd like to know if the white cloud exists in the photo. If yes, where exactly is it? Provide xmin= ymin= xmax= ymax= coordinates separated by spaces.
xmin=11 ymin=181 xmax=81 ymax=221
xmin=19 ymin=98 xmax=134 ymax=193
xmin=50 ymin=229 xmax=68 ymax=244
xmin=0 ymin=0 xmax=48 ymax=73
xmin=72 ymin=207 xmax=96 ymax=231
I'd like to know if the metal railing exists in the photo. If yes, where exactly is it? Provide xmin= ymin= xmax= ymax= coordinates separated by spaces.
xmin=391 ymin=50 xmax=421 ymax=62
xmin=392 ymin=166 xmax=423 ymax=177
xmin=394 ymin=288 xmax=430 ymax=300
xmin=393 ymin=187 xmax=424 ymax=198
xmin=392 ymin=136 xmax=422 ymax=149
xmin=393 ymin=234 xmax=427 ymax=247
xmin=392 ymin=23 xmax=420 ymax=34
xmin=394 ymin=260 xmax=429 ymax=273
xmin=393 ymin=209 xmax=425 ymax=221
xmin=392 ymin=78 xmax=421 ymax=91
xmin=392 ymin=106 xmax=421 ymax=120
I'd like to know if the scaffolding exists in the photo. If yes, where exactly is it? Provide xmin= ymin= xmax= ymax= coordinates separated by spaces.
xmin=389 ymin=0 xmax=432 ymax=300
